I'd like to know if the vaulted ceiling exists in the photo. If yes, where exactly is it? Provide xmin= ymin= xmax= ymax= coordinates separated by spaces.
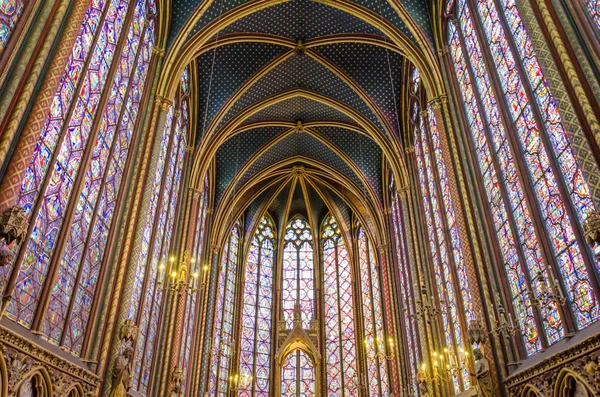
xmin=162 ymin=0 xmax=440 ymax=246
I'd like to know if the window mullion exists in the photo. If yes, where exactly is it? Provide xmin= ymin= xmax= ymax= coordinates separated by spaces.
xmin=422 ymin=111 xmax=471 ymax=390
xmin=466 ymin=0 xmax=576 ymax=337
xmin=250 ymin=238 xmax=264 ymax=397
xmin=136 ymin=117 xmax=185 ymax=392
xmin=453 ymin=8 xmax=556 ymax=348
xmin=491 ymin=0 xmax=600 ymax=325
xmin=58 ymin=14 xmax=152 ymax=349
xmin=333 ymin=239 xmax=346 ymax=397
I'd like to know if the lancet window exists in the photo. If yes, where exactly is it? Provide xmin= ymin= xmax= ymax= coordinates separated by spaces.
xmin=180 ymin=173 xmax=210 ymax=394
xmin=209 ymin=220 xmax=242 ymax=397
xmin=412 ymin=68 xmax=471 ymax=392
xmin=1 ymin=0 xmax=156 ymax=357
xmin=357 ymin=225 xmax=390 ymax=397
xmin=281 ymin=349 xmax=316 ymax=397
xmin=446 ymin=0 xmax=600 ymax=357
xmin=238 ymin=215 xmax=276 ymax=397
xmin=321 ymin=214 xmax=358 ymax=397
xmin=126 ymin=70 xmax=188 ymax=395
xmin=389 ymin=177 xmax=420 ymax=395
xmin=282 ymin=216 xmax=314 ymax=329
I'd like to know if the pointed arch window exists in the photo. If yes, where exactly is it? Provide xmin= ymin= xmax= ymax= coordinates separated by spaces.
xmin=357 ymin=226 xmax=390 ymax=397
xmin=389 ymin=176 xmax=420 ymax=395
xmin=282 ymin=216 xmax=314 ymax=329
xmin=179 ymin=173 xmax=209 ymax=394
xmin=209 ymin=221 xmax=242 ymax=397
xmin=1 ymin=0 xmax=157 ymax=355
xmin=321 ymin=214 xmax=358 ymax=397
xmin=238 ymin=215 xmax=276 ymax=397
xmin=0 ymin=0 xmax=23 ymax=54
xmin=447 ymin=0 xmax=600 ymax=356
xmin=126 ymin=70 xmax=188 ymax=395
xmin=413 ymin=105 xmax=470 ymax=392
xmin=281 ymin=349 xmax=316 ymax=397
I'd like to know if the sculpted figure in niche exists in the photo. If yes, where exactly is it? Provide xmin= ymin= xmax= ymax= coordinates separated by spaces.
xmin=110 ymin=346 xmax=134 ymax=397
xmin=472 ymin=347 xmax=492 ymax=397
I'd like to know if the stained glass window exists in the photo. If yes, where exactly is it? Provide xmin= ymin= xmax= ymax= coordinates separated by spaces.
xmin=411 ymin=68 xmax=420 ymax=94
xmin=357 ymin=226 xmax=390 ymax=397
xmin=179 ymin=174 xmax=210 ymax=394
xmin=389 ymin=184 xmax=420 ymax=395
xmin=280 ymin=350 xmax=315 ymax=397
xmin=585 ymin=0 xmax=600 ymax=31
xmin=0 ymin=0 xmax=22 ymax=54
xmin=238 ymin=215 xmax=276 ymax=397
xmin=447 ymin=0 xmax=600 ymax=355
xmin=321 ymin=214 xmax=358 ymax=397
xmin=2 ymin=0 xmax=156 ymax=356
xmin=282 ymin=216 xmax=314 ymax=329
xmin=208 ymin=221 xmax=241 ymax=397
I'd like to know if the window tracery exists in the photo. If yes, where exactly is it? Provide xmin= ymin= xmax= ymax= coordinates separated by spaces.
xmin=1 ymin=0 xmax=156 ymax=357
xmin=321 ymin=214 xmax=358 ymax=397
xmin=357 ymin=225 xmax=390 ymax=397
xmin=282 ymin=216 xmax=314 ymax=329
xmin=209 ymin=220 xmax=242 ymax=397
xmin=238 ymin=215 xmax=276 ymax=397
xmin=447 ymin=0 xmax=600 ymax=356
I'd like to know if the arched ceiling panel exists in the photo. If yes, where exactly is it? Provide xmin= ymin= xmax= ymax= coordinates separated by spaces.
xmin=196 ymin=42 xmax=288 ymax=140
xmin=219 ymin=0 xmax=383 ymax=37
xmin=313 ymin=126 xmax=382 ymax=199
xmin=216 ymin=53 xmax=386 ymax=135
xmin=232 ymin=133 xmax=368 ymax=201
xmin=246 ymin=97 xmax=355 ymax=124
xmin=312 ymin=42 xmax=403 ymax=137
xmin=215 ymin=126 xmax=289 ymax=203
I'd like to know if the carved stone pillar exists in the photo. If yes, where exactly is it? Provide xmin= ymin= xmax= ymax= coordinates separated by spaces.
xmin=99 ymin=91 xmax=173 ymax=393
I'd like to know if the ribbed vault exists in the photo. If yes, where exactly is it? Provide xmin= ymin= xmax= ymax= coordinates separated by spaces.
xmin=158 ymin=0 xmax=445 ymax=244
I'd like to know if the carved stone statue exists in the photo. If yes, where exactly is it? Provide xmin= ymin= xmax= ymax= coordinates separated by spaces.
xmin=473 ymin=348 xmax=492 ymax=397
xmin=110 ymin=346 xmax=134 ymax=397
xmin=416 ymin=367 xmax=429 ymax=396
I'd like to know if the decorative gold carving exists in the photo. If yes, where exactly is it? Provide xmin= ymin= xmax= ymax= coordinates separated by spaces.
xmin=295 ymin=39 xmax=305 ymax=54
xmin=584 ymin=211 xmax=600 ymax=246
xmin=505 ymin=333 xmax=600 ymax=395
xmin=118 ymin=319 xmax=138 ymax=344
xmin=0 ymin=206 xmax=27 ymax=246
xmin=152 ymin=46 xmax=166 ymax=57
xmin=292 ymin=165 xmax=305 ymax=175
xmin=0 ymin=327 xmax=99 ymax=395
xmin=170 ymin=365 xmax=184 ymax=397
xmin=155 ymin=95 xmax=173 ymax=111
xmin=468 ymin=318 xmax=487 ymax=345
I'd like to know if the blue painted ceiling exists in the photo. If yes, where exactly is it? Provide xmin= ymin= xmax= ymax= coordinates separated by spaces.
xmin=181 ymin=0 xmax=425 ymax=218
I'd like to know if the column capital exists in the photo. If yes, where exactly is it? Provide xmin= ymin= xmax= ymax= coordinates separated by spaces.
xmin=154 ymin=95 xmax=173 ymax=111
xmin=152 ymin=46 xmax=166 ymax=57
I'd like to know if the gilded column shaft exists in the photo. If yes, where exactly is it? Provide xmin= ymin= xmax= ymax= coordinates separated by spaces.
xmin=100 ymin=89 xmax=172 ymax=395
xmin=0 ymin=0 xmax=89 ymax=210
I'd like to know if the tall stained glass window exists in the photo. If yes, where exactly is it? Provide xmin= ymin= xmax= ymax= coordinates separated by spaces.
xmin=389 ymin=178 xmax=420 ymax=395
xmin=281 ymin=350 xmax=316 ymax=397
xmin=282 ymin=216 xmax=314 ymax=329
xmin=208 ymin=221 xmax=241 ymax=397
xmin=413 ymin=105 xmax=470 ymax=392
xmin=2 ymin=0 xmax=157 ymax=356
xmin=321 ymin=214 xmax=358 ymax=397
xmin=238 ymin=215 xmax=276 ymax=397
xmin=447 ymin=0 xmax=600 ymax=356
xmin=126 ymin=72 xmax=188 ymax=395
xmin=357 ymin=226 xmax=390 ymax=397
xmin=180 ymin=173 xmax=209 ymax=395
xmin=0 ymin=0 xmax=23 ymax=54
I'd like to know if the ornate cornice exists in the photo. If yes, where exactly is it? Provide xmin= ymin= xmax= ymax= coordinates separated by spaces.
xmin=0 ymin=325 xmax=99 ymax=386
xmin=505 ymin=333 xmax=600 ymax=391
